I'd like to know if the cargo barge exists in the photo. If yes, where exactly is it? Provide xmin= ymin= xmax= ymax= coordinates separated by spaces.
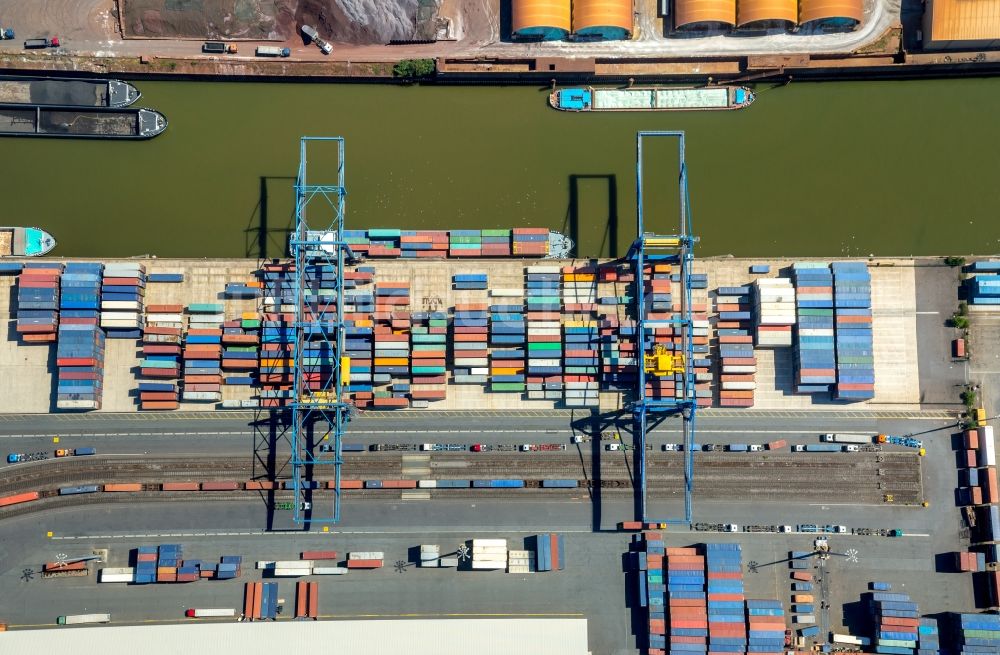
xmin=0 ymin=106 xmax=167 ymax=139
xmin=0 ymin=76 xmax=140 ymax=108
xmin=0 ymin=227 xmax=56 ymax=257
xmin=303 ymin=228 xmax=574 ymax=259
xmin=549 ymin=86 xmax=754 ymax=112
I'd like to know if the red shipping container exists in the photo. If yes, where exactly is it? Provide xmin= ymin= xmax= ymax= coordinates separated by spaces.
xmin=345 ymin=559 xmax=383 ymax=569
xmin=201 ymin=481 xmax=240 ymax=491
xmin=986 ymin=468 xmax=999 ymax=503
xmin=338 ymin=480 xmax=364 ymax=489
xmin=162 ymin=482 xmax=200 ymax=491
xmin=966 ymin=450 xmax=980 ymax=468
xmin=140 ymin=392 xmax=178 ymax=402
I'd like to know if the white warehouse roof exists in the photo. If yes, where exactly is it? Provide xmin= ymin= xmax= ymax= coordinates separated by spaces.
xmin=0 ymin=618 xmax=591 ymax=655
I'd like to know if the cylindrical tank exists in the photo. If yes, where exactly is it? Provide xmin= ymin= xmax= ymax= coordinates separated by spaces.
xmin=674 ymin=0 xmax=737 ymax=29
xmin=572 ymin=0 xmax=633 ymax=40
xmin=798 ymin=0 xmax=862 ymax=27
xmin=512 ymin=0 xmax=572 ymax=40
xmin=736 ymin=0 xmax=796 ymax=27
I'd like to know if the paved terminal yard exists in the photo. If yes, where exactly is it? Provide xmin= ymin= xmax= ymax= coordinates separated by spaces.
xmin=0 ymin=498 xmax=975 ymax=653
xmin=0 ymin=256 xmax=930 ymax=414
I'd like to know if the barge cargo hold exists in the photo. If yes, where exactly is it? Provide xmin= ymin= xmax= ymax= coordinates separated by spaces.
xmin=549 ymin=85 xmax=754 ymax=111
xmin=0 ymin=227 xmax=56 ymax=257
xmin=0 ymin=106 xmax=167 ymax=139
xmin=0 ymin=76 xmax=140 ymax=108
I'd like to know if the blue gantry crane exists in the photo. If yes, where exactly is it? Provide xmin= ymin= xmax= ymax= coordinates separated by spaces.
xmin=627 ymin=131 xmax=699 ymax=526
xmin=288 ymin=136 xmax=355 ymax=525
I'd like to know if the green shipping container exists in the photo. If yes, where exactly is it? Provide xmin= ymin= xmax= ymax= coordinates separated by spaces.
xmin=491 ymin=382 xmax=525 ymax=392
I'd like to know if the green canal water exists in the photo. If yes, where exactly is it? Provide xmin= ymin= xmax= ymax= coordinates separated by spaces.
xmin=7 ymin=77 xmax=1000 ymax=259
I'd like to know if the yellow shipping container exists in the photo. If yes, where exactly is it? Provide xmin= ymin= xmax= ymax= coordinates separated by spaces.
xmin=241 ymin=311 xmax=259 ymax=320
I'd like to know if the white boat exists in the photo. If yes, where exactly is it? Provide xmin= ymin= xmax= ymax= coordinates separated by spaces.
xmin=0 ymin=226 xmax=56 ymax=257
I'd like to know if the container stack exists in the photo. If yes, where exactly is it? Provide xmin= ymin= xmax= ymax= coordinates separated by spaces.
xmin=753 ymin=278 xmax=796 ymax=347
xmin=400 ymin=231 xmax=448 ymax=258
xmin=525 ymin=266 xmax=562 ymax=396
xmin=716 ymin=286 xmax=756 ymax=408
xmin=490 ymin=300 xmax=526 ymax=394
xmin=372 ymin=282 xmax=410 ymax=408
xmin=449 ymin=230 xmax=482 ymax=257
xmin=257 ymin=263 xmax=295 ymax=409
xmin=217 ymin=555 xmax=242 ymax=580
xmin=346 ymin=551 xmax=384 ymax=568
xmin=633 ymin=532 xmax=666 ymax=654
xmin=481 ymin=229 xmax=512 ymax=257
xmin=472 ymin=539 xmax=508 ymax=570
xmin=639 ymin=262 xmax=679 ymax=404
xmin=16 ymin=262 xmax=63 ymax=342
xmin=745 ymin=599 xmax=786 ymax=653
xmin=951 ymin=613 xmax=1000 ymax=652
xmin=512 ymin=228 xmax=550 ymax=257
xmin=705 ymin=543 xmax=747 ymax=654
xmin=55 ymin=322 xmax=105 ymax=410
xmin=183 ymin=307 xmax=223 ymax=403
xmin=419 ymin=544 xmax=441 ymax=567
xmin=563 ymin=320 xmax=599 ymax=407
xmin=134 ymin=545 xmax=158 ymax=584
xmin=141 ymin=304 xmax=183 ymax=388
xmin=870 ymin=590 xmax=919 ymax=652
xmin=156 ymin=543 xmax=183 ymax=583
xmin=507 ymin=549 xmax=535 ymax=573
xmin=792 ymin=263 xmax=836 ymax=394
xmin=100 ymin=262 xmax=145 ymax=337
xmin=343 ymin=267 xmax=375 ymax=407
xmin=452 ymin=303 xmax=489 ymax=385
xmin=367 ymin=229 xmax=402 ymax=257
xmin=596 ymin=263 xmax=636 ymax=391
xmin=563 ymin=265 xmax=597 ymax=313
xmin=535 ymin=533 xmax=565 ymax=572
xmin=453 ymin=273 xmax=488 ymax=290
xmin=410 ymin=312 xmax=447 ymax=406
xmin=665 ymin=543 xmax=706 ymax=655
xmin=832 ymin=262 xmax=875 ymax=401
xmin=221 ymin=314 xmax=259 ymax=386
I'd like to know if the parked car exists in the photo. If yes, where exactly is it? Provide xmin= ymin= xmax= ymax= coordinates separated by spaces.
xmin=662 ymin=443 xmax=679 ymax=452
xmin=605 ymin=444 xmax=621 ymax=451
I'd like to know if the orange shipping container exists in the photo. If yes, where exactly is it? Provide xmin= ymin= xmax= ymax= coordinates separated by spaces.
xmin=104 ymin=483 xmax=142 ymax=492
xmin=162 ymin=482 xmax=200 ymax=491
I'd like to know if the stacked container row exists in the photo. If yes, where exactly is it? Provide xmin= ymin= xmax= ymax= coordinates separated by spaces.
xmin=371 ymin=281 xmax=410 ymax=408
xmin=869 ymin=590 xmax=920 ymax=653
xmin=950 ymin=612 xmax=1000 ymax=651
xmin=491 ymin=283 xmax=526 ymax=393
xmin=56 ymin=262 xmax=104 ymax=410
xmin=524 ymin=265 xmax=561 ymax=394
xmin=256 ymin=262 xmax=294 ymax=409
xmin=100 ymin=262 xmax=145 ymax=337
xmin=753 ymin=277 xmax=795 ymax=347
xmin=716 ymin=285 xmax=756 ymax=407
xmin=452 ymin=302 xmax=488 ymax=385
xmin=705 ymin=542 xmax=747 ymax=652
xmin=183 ymin=305 xmax=223 ymax=403
xmin=792 ymin=263 xmax=836 ymax=393
xmin=410 ymin=311 xmax=448 ymax=405
xmin=342 ymin=267 xmax=375 ymax=406
xmin=965 ymin=261 xmax=1000 ymax=306
xmin=16 ymin=262 xmax=63 ymax=342
xmin=832 ymin=261 xmax=875 ymax=400
xmin=746 ymin=598 xmax=786 ymax=653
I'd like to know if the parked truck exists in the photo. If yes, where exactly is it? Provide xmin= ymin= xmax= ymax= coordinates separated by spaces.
xmin=301 ymin=25 xmax=332 ymax=54
xmin=255 ymin=46 xmax=291 ymax=57
xmin=0 ymin=27 xmax=14 ymax=40
xmin=24 ymin=37 xmax=59 ymax=49
xmin=821 ymin=433 xmax=873 ymax=444
xmin=202 ymin=41 xmax=237 ymax=54
xmin=185 ymin=608 xmax=236 ymax=618
xmin=727 ymin=443 xmax=748 ymax=452
xmin=57 ymin=613 xmax=110 ymax=625
xmin=55 ymin=447 xmax=96 ymax=457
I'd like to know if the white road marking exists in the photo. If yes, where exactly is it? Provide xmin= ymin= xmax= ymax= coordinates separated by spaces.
xmin=915 ymin=311 xmax=940 ymax=315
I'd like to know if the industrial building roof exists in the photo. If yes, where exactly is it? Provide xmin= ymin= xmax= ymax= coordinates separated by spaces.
xmin=925 ymin=0 xmax=1000 ymax=42
xmin=674 ymin=0 xmax=737 ymax=28
xmin=798 ymin=0 xmax=863 ymax=24
xmin=736 ymin=0 xmax=798 ymax=26
xmin=512 ymin=0 xmax=573 ymax=33
xmin=1 ymin=619 xmax=591 ymax=655
xmin=573 ymin=0 xmax=634 ymax=31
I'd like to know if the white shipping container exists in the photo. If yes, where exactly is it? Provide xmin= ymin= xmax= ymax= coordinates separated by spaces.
xmin=454 ymin=358 xmax=489 ymax=367
xmin=439 ymin=557 xmax=459 ymax=568
xmin=271 ymin=568 xmax=310 ymax=577
xmin=56 ymin=400 xmax=100 ymax=409
xmin=527 ymin=359 xmax=561 ymax=367
xmin=420 ymin=545 xmax=440 ymax=553
xmin=527 ymin=321 xmax=561 ymax=328
xmin=272 ymin=560 xmax=313 ymax=568
xmin=980 ymin=426 xmax=996 ymax=467
xmin=473 ymin=547 xmax=509 ymax=556
xmin=349 ymin=552 xmax=384 ymax=560
xmin=311 ymin=567 xmax=349 ymax=575
xmin=102 ymin=301 xmax=142 ymax=310
xmin=798 ymin=328 xmax=834 ymax=336
xmin=471 ymin=561 xmax=507 ymax=570
xmin=145 ymin=313 xmax=183 ymax=323
xmin=490 ymin=289 xmax=524 ymax=297
xmin=183 ymin=392 xmax=222 ymax=401
xmin=526 ymin=265 xmax=561 ymax=273
xmin=794 ymin=615 xmax=816 ymax=624
xmin=99 ymin=573 xmax=135 ymax=583
xmin=693 ymin=319 xmax=710 ymax=328
xmin=470 ymin=367 xmax=489 ymax=376
xmin=472 ymin=539 xmax=508 ymax=548
xmin=417 ymin=480 xmax=437 ymax=488
xmin=256 ymin=561 xmax=276 ymax=569
xmin=721 ymin=382 xmax=757 ymax=390
xmin=526 ymin=329 xmax=561 ymax=336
